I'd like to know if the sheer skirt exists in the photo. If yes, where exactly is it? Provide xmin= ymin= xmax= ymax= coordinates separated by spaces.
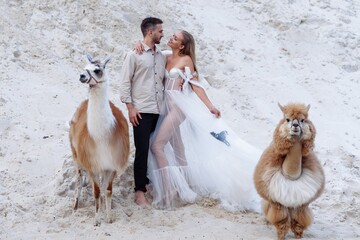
xmin=149 ymin=99 xmax=198 ymax=209
xmin=147 ymin=72 xmax=261 ymax=212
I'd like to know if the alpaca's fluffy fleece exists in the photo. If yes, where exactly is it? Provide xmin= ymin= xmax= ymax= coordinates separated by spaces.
xmin=253 ymin=103 xmax=325 ymax=239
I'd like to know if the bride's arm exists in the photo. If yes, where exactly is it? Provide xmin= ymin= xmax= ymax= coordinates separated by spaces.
xmin=182 ymin=57 xmax=221 ymax=118
xmin=191 ymin=85 xmax=221 ymax=118
xmin=133 ymin=41 xmax=144 ymax=54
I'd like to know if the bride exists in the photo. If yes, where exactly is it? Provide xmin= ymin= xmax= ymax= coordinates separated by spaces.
xmin=136 ymin=30 xmax=261 ymax=212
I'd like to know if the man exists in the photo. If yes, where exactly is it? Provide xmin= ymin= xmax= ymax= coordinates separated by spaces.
xmin=119 ymin=17 xmax=166 ymax=207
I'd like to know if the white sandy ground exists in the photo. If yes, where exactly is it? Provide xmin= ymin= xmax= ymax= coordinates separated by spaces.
xmin=1 ymin=0 xmax=359 ymax=239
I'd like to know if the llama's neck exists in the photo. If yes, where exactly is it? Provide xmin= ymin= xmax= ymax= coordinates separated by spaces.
xmin=282 ymin=140 xmax=302 ymax=180
xmin=87 ymin=81 xmax=115 ymax=139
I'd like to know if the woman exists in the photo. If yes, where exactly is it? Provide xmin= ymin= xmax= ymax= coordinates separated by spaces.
xmin=135 ymin=31 xmax=261 ymax=212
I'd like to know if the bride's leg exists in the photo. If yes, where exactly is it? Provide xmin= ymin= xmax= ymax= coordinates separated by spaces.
xmin=166 ymin=112 xmax=197 ymax=193
xmin=169 ymin=125 xmax=187 ymax=166
xmin=169 ymin=126 xmax=195 ymax=190
xmin=151 ymin=108 xmax=185 ymax=208
xmin=151 ymin=107 xmax=184 ymax=168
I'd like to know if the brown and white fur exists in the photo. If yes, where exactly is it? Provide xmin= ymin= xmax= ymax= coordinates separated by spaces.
xmin=253 ymin=103 xmax=325 ymax=240
xmin=69 ymin=53 xmax=129 ymax=225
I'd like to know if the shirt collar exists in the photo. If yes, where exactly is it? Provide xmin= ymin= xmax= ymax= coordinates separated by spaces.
xmin=142 ymin=42 xmax=161 ymax=53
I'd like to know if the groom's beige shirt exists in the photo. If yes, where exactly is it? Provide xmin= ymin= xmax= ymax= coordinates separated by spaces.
xmin=119 ymin=43 xmax=166 ymax=114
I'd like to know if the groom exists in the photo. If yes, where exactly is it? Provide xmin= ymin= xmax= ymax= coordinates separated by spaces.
xmin=119 ymin=17 xmax=166 ymax=207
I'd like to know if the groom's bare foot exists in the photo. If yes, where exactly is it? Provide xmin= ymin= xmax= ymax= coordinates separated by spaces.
xmin=135 ymin=191 xmax=150 ymax=208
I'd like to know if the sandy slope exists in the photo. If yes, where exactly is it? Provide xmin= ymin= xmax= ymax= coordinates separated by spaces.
xmin=1 ymin=0 xmax=359 ymax=239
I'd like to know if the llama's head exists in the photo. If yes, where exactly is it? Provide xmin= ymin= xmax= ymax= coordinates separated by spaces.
xmin=277 ymin=103 xmax=313 ymax=140
xmin=79 ymin=53 xmax=111 ymax=88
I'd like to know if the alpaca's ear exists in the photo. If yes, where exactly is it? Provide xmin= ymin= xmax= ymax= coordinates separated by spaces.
xmin=102 ymin=55 xmax=111 ymax=68
xmin=85 ymin=52 xmax=93 ymax=63
xmin=307 ymin=104 xmax=311 ymax=112
xmin=278 ymin=103 xmax=284 ymax=113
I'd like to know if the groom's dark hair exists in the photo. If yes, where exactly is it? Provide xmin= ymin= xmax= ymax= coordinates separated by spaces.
xmin=141 ymin=17 xmax=163 ymax=37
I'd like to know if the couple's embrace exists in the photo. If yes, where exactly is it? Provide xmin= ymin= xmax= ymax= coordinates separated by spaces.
xmin=119 ymin=17 xmax=261 ymax=212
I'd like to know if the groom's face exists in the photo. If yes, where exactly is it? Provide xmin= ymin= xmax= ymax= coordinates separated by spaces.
xmin=151 ymin=24 xmax=164 ymax=44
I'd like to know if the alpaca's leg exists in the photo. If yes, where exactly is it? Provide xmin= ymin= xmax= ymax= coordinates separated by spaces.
xmin=74 ymin=168 xmax=85 ymax=210
xmin=265 ymin=202 xmax=290 ymax=240
xmin=262 ymin=200 xmax=270 ymax=216
xmin=103 ymin=170 xmax=116 ymax=223
xmin=290 ymin=206 xmax=313 ymax=238
xmin=275 ymin=216 xmax=291 ymax=240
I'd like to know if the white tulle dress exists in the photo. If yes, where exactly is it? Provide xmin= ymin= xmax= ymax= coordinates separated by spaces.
xmin=147 ymin=67 xmax=261 ymax=212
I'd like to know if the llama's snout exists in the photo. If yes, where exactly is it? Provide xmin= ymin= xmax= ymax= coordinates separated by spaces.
xmin=79 ymin=73 xmax=89 ymax=83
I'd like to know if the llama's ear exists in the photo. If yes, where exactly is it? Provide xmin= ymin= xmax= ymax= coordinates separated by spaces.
xmin=85 ymin=52 xmax=93 ymax=63
xmin=278 ymin=103 xmax=284 ymax=113
xmin=102 ymin=55 xmax=111 ymax=68
xmin=307 ymin=104 xmax=311 ymax=112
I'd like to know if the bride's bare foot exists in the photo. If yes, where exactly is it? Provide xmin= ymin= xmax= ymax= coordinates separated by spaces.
xmin=146 ymin=184 xmax=153 ymax=197
xmin=161 ymin=190 xmax=177 ymax=210
xmin=135 ymin=191 xmax=151 ymax=208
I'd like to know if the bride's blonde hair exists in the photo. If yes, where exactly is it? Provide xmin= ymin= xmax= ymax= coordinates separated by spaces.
xmin=179 ymin=30 xmax=197 ymax=71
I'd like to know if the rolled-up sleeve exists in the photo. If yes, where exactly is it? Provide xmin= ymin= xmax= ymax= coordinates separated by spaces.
xmin=119 ymin=52 xmax=136 ymax=103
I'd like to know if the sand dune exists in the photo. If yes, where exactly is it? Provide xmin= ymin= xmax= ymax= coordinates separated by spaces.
xmin=1 ymin=0 xmax=359 ymax=239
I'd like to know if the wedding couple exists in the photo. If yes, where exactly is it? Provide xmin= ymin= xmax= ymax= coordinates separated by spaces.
xmin=119 ymin=17 xmax=261 ymax=212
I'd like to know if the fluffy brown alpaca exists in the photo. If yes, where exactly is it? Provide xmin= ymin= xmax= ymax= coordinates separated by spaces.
xmin=69 ymin=53 xmax=129 ymax=226
xmin=254 ymin=103 xmax=325 ymax=240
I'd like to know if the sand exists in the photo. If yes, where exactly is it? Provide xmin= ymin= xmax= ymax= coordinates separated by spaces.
xmin=1 ymin=0 xmax=359 ymax=239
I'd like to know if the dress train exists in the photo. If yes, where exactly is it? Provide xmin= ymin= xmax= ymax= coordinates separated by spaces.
xmin=147 ymin=67 xmax=261 ymax=212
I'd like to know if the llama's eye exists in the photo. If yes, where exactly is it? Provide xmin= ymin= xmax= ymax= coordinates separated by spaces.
xmin=301 ymin=119 xmax=305 ymax=123
xmin=94 ymin=69 xmax=101 ymax=74
xmin=286 ymin=118 xmax=290 ymax=122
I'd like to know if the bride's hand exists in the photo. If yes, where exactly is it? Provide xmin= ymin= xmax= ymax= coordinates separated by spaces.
xmin=133 ymin=41 xmax=144 ymax=54
xmin=210 ymin=106 xmax=221 ymax=118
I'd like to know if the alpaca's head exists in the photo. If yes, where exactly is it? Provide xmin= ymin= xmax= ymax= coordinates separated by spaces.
xmin=79 ymin=53 xmax=111 ymax=88
xmin=277 ymin=103 xmax=312 ymax=140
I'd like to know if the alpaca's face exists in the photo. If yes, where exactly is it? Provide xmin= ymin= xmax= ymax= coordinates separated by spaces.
xmin=278 ymin=103 xmax=312 ymax=139
xmin=281 ymin=113 xmax=306 ymax=137
xmin=279 ymin=113 xmax=313 ymax=141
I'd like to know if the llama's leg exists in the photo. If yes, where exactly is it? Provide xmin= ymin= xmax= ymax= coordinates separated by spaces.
xmin=74 ymin=168 xmax=85 ymax=210
xmin=265 ymin=202 xmax=290 ymax=240
xmin=90 ymin=173 xmax=101 ymax=226
xmin=103 ymin=170 xmax=116 ymax=223
xmin=290 ymin=206 xmax=313 ymax=238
